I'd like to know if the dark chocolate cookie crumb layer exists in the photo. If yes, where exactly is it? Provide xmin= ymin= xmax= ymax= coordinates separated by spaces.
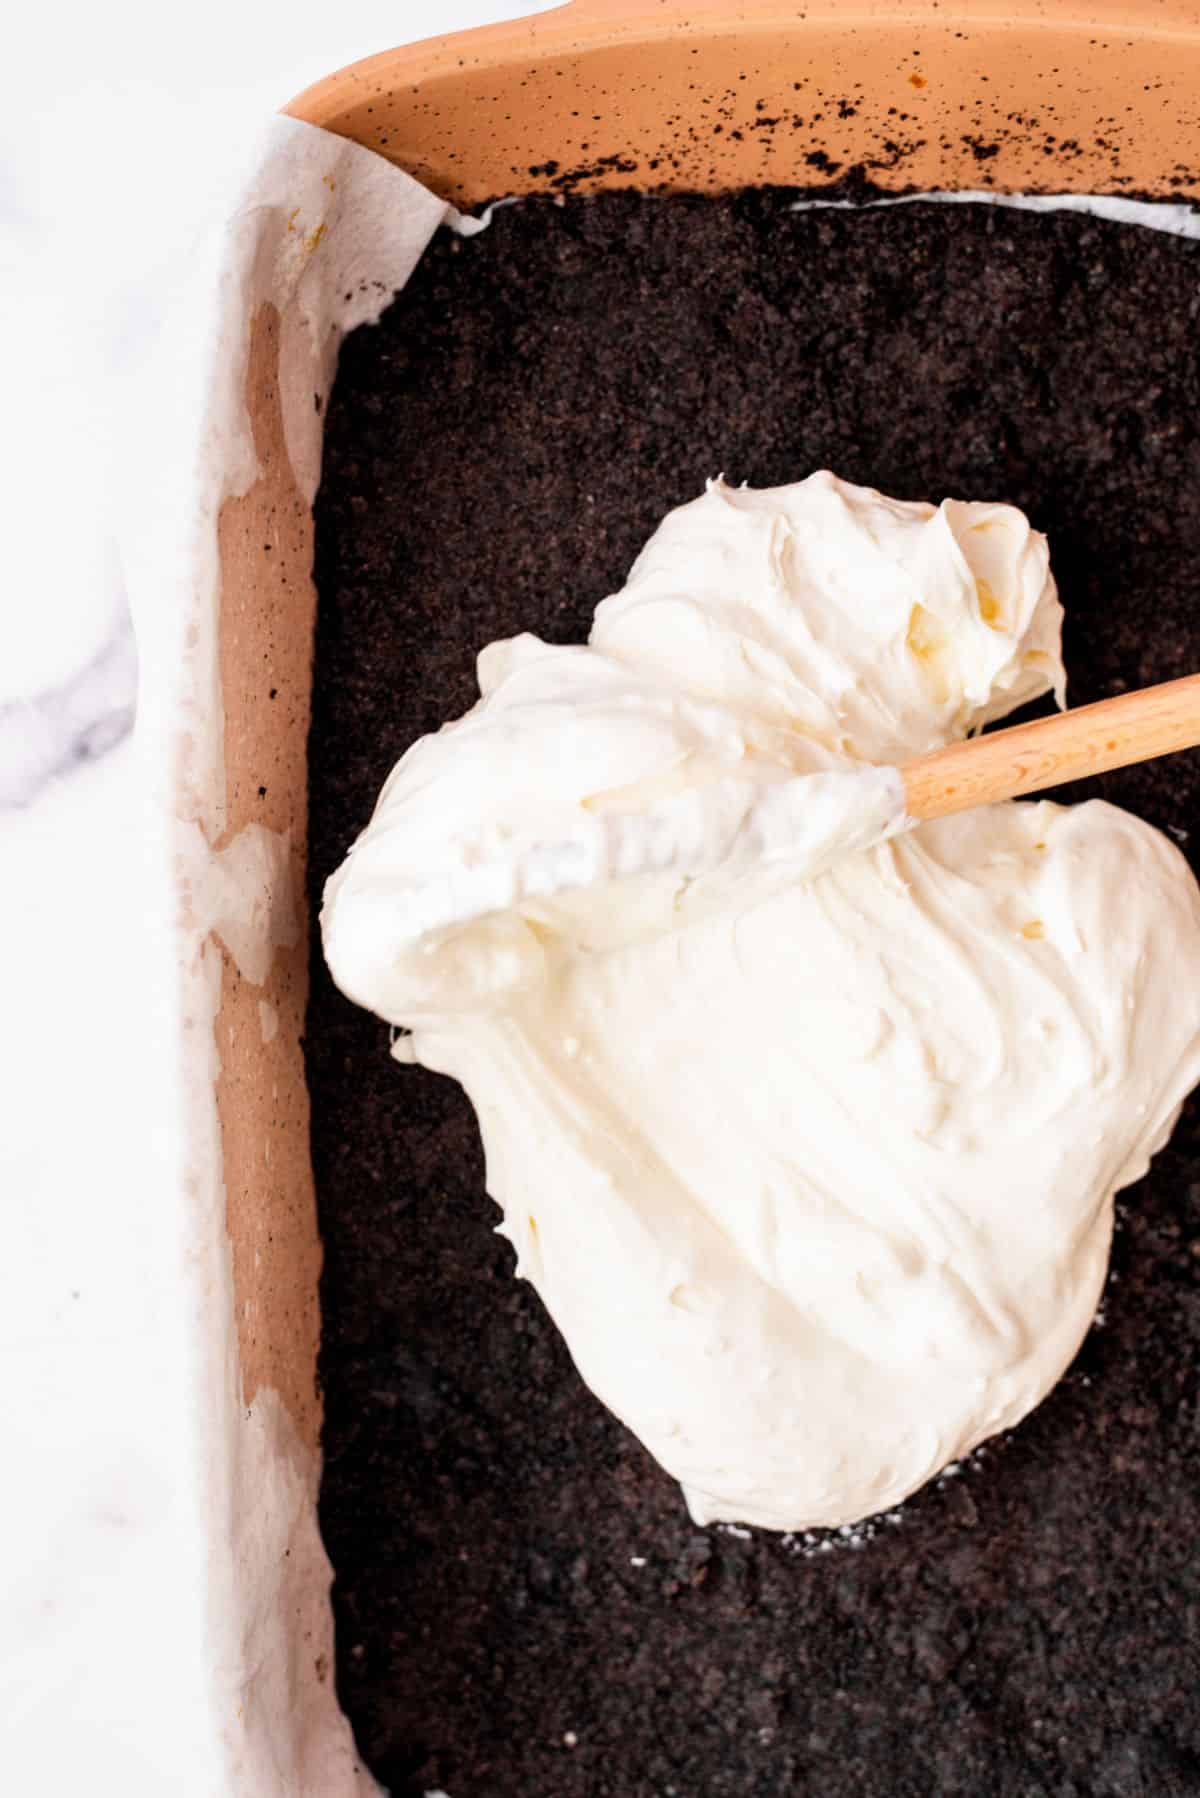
xmin=308 ymin=192 xmax=1200 ymax=1798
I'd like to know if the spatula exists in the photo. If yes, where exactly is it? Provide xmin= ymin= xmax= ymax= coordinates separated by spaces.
xmin=324 ymin=673 xmax=1200 ymax=965
xmin=902 ymin=671 xmax=1200 ymax=822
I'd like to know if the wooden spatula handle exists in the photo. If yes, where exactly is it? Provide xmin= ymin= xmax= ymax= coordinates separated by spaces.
xmin=903 ymin=673 xmax=1200 ymax=823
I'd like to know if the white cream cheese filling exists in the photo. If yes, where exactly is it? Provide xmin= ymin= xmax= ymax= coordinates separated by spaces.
xmin=323 ymin=471 xmax=1200 ymax=1530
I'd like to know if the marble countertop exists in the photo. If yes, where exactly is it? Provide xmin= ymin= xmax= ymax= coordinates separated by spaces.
xmin=1 ymin=4 xmax=547 ymax=1792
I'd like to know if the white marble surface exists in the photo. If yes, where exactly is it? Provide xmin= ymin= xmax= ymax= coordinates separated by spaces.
xmin=0 ymin=4 xmax=549 ymax=1792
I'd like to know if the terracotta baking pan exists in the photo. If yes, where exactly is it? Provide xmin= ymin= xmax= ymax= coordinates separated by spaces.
xmin=209 ymin=1 xmax=1200 ymax=1788
xmin=287 ymin=0 xmax=1200 ymax=204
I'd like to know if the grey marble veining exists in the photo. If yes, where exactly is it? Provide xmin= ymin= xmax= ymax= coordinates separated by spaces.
xmin=0 ymin=607 xmax=137 ymax=810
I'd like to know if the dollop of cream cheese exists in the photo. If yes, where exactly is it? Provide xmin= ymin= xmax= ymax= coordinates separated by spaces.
xmin=322 ymin=471 xmax=1200 ymax=1530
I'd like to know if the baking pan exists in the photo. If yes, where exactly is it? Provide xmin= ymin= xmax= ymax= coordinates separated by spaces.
xmin=199 ymin=2 xmax=1200 ymax=1788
